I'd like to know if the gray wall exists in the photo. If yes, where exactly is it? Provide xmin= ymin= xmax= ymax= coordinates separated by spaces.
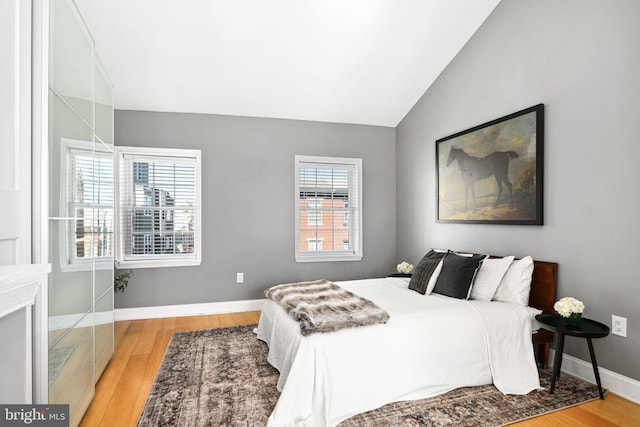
xmin=396 ymin=0 xmax=640 ymax=380
xmin=114 ymin=111 xmax=396 ymax=308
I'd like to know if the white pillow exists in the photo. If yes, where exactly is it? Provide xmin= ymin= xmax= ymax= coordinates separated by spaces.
xmin=470 ymin=256 xmax=515 ymax=301
xmin=424 ymin=259 xmax=444 ymax=295
xmin=492 ymin=256 xmax=534 ymax=306
xmin=528 ymin=306 xmax=543 ymax=332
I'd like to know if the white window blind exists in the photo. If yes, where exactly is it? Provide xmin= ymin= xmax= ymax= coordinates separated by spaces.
xmin=295 ymin=155 xmax=362 ymax=262
xmin=115 ymin=146 xmax=201 ymax=268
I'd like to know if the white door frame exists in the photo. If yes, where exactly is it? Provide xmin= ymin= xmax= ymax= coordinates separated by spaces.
xmin=32 ymin=0 xmax=51 ymax=404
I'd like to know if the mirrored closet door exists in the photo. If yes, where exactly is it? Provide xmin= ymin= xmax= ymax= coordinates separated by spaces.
xmin=47 ymin=0 xmax=114 ymax=425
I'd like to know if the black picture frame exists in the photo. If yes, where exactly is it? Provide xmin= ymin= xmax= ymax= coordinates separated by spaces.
xmin=436 ymin=104 xmax=544 ymax=225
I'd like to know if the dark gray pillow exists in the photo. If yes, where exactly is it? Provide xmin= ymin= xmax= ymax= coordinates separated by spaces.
xmin=408 ymin=250 xmax=447 ymax=294
xmin=432 ymin=252 xmax=486 ymax=299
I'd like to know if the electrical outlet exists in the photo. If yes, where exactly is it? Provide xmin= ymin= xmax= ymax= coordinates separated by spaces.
xmin=236 ymin=272 xmax=244 ymax=284
xmin=612 ymin=315 xmax=627 ymax=337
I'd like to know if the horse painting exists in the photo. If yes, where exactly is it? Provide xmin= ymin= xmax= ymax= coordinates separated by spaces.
xmin=446 ymin=147 xmax=519 ymax=212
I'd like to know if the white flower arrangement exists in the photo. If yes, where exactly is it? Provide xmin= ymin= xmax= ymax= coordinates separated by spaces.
xmin=396 ymin=261 xmax=414 ymax=274
xmin=553 ymin=296 xmax=585 ymax=318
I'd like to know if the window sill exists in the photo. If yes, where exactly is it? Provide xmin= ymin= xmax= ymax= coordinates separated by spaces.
xmin=295 ymin=253 xmax=362 ymax=263
xmin=60 ymin=259 xmax=114 ymax=273
xmin=115 ymin=258 xmax=201 ymax=269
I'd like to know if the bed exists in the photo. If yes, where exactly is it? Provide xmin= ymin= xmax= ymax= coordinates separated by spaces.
xmin=256 ymin=253 xmax=558 ymax=427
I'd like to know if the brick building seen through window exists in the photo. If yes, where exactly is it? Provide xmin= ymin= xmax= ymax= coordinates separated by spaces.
xmin=298 ymin=195 xmax=350 ymax=253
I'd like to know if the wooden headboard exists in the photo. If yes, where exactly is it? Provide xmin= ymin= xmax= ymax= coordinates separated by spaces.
xmin=530 ymin=260 xmax=558 ymax=314
xmin=529 ymin=259 xmax=558 ymax=368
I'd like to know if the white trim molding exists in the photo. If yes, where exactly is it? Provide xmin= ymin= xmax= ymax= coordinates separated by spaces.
xmin=114 ymin=298 xmax=265 ymax=321
xmin=549 ymin=349 xmax=640 ymax=404
xmin=31 ymin=0 xmax=50 ymax=405
xmin=0 ymin=264 xmax=49 ymax=318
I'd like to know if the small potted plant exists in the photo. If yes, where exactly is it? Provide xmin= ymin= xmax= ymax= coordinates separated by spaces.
xmin=396 ymin=261 xmax=414 ymax=275
xmin=554 ymin=296 xmax=585 ymax=327
xmin=114 ymin=262 xmax=133 ymax=293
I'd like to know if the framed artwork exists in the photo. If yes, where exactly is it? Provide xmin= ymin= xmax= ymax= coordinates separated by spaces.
xmin=436 ymin=104 xmax=544 ymax=225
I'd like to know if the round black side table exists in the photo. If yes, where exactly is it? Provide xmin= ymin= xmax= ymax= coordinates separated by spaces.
xmin=535 ymin=313 xmax=610 ymax=399
xmin=387 ymin=273 xmax=412 ymax=278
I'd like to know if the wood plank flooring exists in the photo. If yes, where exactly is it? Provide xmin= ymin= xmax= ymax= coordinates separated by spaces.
xmin=80 ymin=311 xmax=640 ymax=426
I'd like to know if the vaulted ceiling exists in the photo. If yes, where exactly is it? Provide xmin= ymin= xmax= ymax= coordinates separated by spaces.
xmin=75 ymin=0 xmax=500 ymax=127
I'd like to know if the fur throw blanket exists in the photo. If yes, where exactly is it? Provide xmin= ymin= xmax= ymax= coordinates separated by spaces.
xmin=264 ymin=279 xmax=390 ymax=336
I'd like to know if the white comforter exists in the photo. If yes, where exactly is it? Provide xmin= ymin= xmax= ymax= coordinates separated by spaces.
xmin=256 ymin=277 xmax=540 ymax=427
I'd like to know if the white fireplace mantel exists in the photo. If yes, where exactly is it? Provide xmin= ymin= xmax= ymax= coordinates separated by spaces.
xmin=0 ymin=264 xmax=49 ymax=318
xmin=0 ymin=263 xmax=50 ymax=404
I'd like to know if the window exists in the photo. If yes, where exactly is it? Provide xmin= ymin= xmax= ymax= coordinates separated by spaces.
xmin=343 ymin=201 xmax=349 ymax=226
xmin=295 ymin=155 xmax=362 ymax=262
xmin=60 ymin=139 xmax=114 ymax=271
xmin=307 ymin=238 xmax=324 ymax=251
xmin=115 ymin=146 xmax=201 ymax=268
xmin=307 ymin=198 xmax=323 ymax=226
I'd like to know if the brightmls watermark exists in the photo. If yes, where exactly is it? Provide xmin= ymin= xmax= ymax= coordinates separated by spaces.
xmin=0 ymin=405 xmax=68 ymax=427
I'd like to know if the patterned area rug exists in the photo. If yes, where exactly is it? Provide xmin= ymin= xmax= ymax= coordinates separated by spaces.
xmin=137 ymin=324 xmax=603 ymax=427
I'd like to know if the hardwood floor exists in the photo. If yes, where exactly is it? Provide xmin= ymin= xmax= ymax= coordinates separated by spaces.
xmin=80 ymin=311 xmax=640 ymax=426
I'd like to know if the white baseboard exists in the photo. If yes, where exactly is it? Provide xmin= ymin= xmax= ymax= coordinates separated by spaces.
xmin=549 ymin=349 xmax=640 ymax=404
xmin=113 ymin=298 xmax=265 ymax=321
xmin=49 ymin=310 xmax=114 ymax=331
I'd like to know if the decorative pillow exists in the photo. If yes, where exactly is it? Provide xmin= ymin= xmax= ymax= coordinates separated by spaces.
xmin=407 ymin=250 xmax=448 ymax=295
xmin=433 ymin=252 xmax=487 ymax=299
xmin=470 ymin=256 xmax=515 ymax=301
xmin=492 ymin=256 xmax=534 ymax=306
